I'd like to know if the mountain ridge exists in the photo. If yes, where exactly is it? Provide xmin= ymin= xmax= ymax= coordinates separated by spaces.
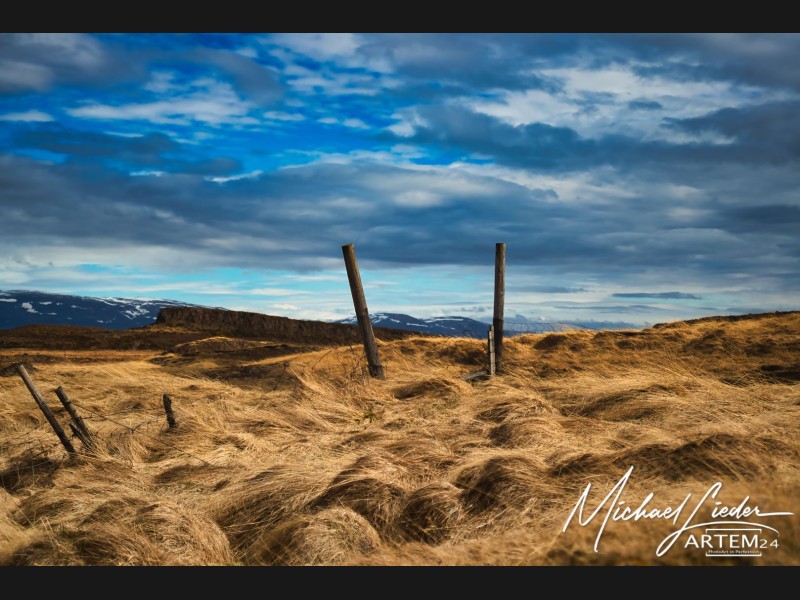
xmin=1 ymin=290 xmax=635 ymax=336
xmin=0 ymin=290 xmax=209 ymax=330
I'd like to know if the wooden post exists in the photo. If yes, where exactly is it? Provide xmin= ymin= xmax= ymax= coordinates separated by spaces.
xmin=341 ymin=243 xmax=385 ymax=379
xmin=69 ymin=422 xmax=94 ymax=450
xmin=488 ymin=325 xmax=496 ymax=376
xmin=16 ymin=365 xmax=76 ymax=456
xmin=493 ymin=242 xmax=506 ymax=374
xmin=55 ymin=386 xmax=91 ymax=440
xmin=162 ymin=394 xmax=178 ymax=430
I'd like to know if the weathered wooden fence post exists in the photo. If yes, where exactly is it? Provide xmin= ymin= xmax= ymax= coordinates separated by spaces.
xmin=488 ymin=325 xmax=496 ymax=376
xmin=16 ymin=365 xmax=76 ymax=457
xmin=68 ymin=422 xmax=94 ymax=450
xmin=341 ymin=243 xmax=385 ymax=379
xmin=493 ymin=242 xmax=506 ymax=374
xmin=162 ymin=393 xmax=178 ymax=430
xmin=55 ymin=386 xmax=92 ymax=442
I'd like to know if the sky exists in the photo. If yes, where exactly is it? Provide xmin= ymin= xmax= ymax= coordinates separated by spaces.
xmin=0 ymin=33 xmax=798 ymax=327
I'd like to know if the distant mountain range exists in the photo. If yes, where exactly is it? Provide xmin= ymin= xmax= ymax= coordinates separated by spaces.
xmin=0 ymin=290 xmax=638 ymax=334
xmin=0 ymin=290 xmax=204 ymax=330
xmin=335 ymin=313 xmax=495 ymax=337
xmin=331 ymin=312 xmax=624 ymax=337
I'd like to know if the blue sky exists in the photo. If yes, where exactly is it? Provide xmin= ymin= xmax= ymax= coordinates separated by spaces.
xmin=1 ymin=33 xmax=798 ymax=326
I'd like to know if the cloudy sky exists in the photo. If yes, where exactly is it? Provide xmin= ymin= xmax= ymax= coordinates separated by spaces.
xmin=1 ymin=33 xmax=798 ymax=326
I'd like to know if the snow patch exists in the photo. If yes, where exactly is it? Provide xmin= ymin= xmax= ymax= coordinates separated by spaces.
xmin=21 ymin=302 xmax=38 ymax=314
xmin=0 ymin=298 xmax=17 ymax=303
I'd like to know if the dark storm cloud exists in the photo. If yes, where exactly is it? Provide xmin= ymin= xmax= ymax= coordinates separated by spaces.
xmin=192 ymin=49 xmax=283 ymax=106
xmin=353 ymin=34 xmax=800 ymax=95
xmin=666 ymin=100 xmax=800 ymax=160
xmin=17 ymin=128 xmax=177 ymax=164
xmin=0 ymin=34 xmax=283 ymax=108
xmin=0 ymin=33 xmax=145 ymax=93
xmin=356 ymin=34 xmax=562 ymax=93
xmin=623 ymin=34 xmax=800 ymax=92
xmin=628 ymin=100 xmax=663 ymax=111
xmin=12 ymin=127 xmax=241 ymax=176
xmin=1 ymin=33 xmax=798 ymax=319
xmin=0 ymin=154 xmax=556 ymax=268
xmin=719 ymin=205 xmax=800 ymax=234
xmin=397 ymin=103 xmax=800 ymax=174
xmin=2 ymin=152 xmax=793 ymax=283
xmin=392 ymin=105 xmax=599 ymax=171
xmin=612 ymin=292 xmax=702 ymax=300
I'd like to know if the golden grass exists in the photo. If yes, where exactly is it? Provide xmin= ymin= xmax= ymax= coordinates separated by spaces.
xmin=0 ymin=312 xmax=798 ymax=565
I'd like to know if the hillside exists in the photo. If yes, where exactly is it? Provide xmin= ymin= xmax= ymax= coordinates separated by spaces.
xmin=156 ymin=306 xmax=422 ymax=344
xmin=0 ymin=311 xmax=798 ymax=565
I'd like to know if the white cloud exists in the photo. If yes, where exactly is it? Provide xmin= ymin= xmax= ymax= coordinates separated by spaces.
xmin=394 ymin=190 xmax=445 ymax=208
xmin=386 ymin=109 xmax=431 ymax=137
xmin=318 ymin=116 xmax=370 ymax=129
xmin=143 ymin=71 xmax=179 ymax=93
xmin=285 ymin=274 xmax=341 ymax=282
xmin=282 ymin=62 xmax=395 ymax=96
xmin=236 ymin=47 xmax=258 ymax=59
xmin=130 ymin=170 xmax=165 ymax=177
xmin=387 ymin=120 xmax=415 ymax=137
xmin=247 ymin=288 xmax=309 ymax=296
xmin=263 ymin=110 xmax=305 ymax=121
xmin=270 ymin=33 xmax=361 ymax=62
xmin=469 ymin=63 xmax=792 ymax=142
xmin=342 ymin=117 xmax=369 ymax=129
xmin=68 ymin=80 xmax=257 ymax=126
xmin=206 ymin=170 xmax=263 ymax=183
xmin=0 ymin=110 xmax=54 ymax=122
xmin=471 ymin=89 xmax=576 ymax=128
xmin=272 ymin=303 xmax=299 ymax=311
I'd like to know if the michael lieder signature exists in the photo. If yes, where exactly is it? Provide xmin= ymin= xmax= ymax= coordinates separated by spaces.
xmin=562 ymin=466 xmax=794 ymax=557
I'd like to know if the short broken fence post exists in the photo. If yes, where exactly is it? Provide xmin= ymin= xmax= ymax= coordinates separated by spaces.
xmin=55 ymin=386 xmax=92 ymax=442
xmin=162 ymin=394 xmax=178 ymax=430
xmin=488 ymin=325 xmax=496 ymax=376
xmin=15 ymin=364 xmax=76 ymax=457
xmin=68 ymin=422 xmax=94 ymax=450
xmin=341 ymin=243 xmax=386 ymax=379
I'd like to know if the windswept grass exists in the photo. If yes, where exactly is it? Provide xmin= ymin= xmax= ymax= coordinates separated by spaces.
xmin=1 ymin=312 xmax=798 ymax=565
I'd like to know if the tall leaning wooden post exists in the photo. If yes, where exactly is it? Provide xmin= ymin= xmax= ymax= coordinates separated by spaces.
xmin=493 ymin=242 xmax=506 ymax=374
xmin=342 ymin=243 xmax=385 ymax=379
xmin=16 ymin=365 xmax=76 ymax=457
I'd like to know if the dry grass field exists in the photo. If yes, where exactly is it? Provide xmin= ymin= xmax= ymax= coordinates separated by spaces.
xmin=1 ymin=311 xmax=798 ymax=565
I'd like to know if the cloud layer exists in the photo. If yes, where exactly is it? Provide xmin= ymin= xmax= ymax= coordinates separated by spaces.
xmin=1 ymin=33 xmax=798 ymax=324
